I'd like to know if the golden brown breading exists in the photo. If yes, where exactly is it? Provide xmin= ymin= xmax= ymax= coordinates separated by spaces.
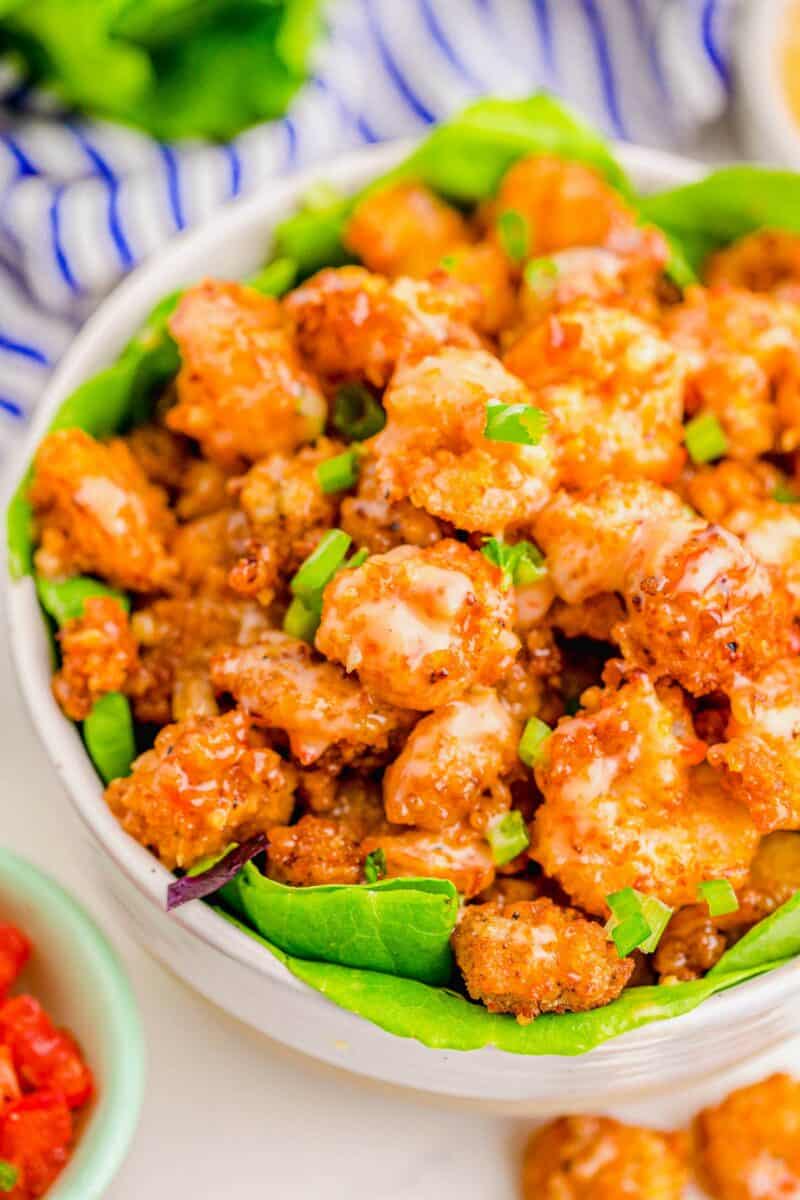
xmin=452 ymin=898 xmax=632 ymax=1022
xmin=344 ymin=181 xmax=469 ymax=278
xmin=339 ymin=455 xmax=444 ymax=556
xmin=52 ymin=596 xmax=138 ymax=721
xmin=166 ymin=279 xmax=326 ymax=466
xmin=316 ymin=540 xmax=519 ymax=710
xmin=361 ymin=824 xmax=495 ymax=899
xmin=210 ymin=631 xmax=415 ymax=769
xmin=105 ymin=709 xmax=296 ymax=869
xmin=368 ymin=348 xmax=557 ymax=534
xmin=522 ymin=1116 xmax=688 ymax=1200
xmin=653 ymin=904 xmax=728 ymax=982
xmin=705 ymin=229 xmax=800 ymax=294
xmin=268 ymin=815 xmax=363 ymax=886
xmin=697 ymin=1074 xmax=800 ymax=1200
xmin=439 ymin=241 xmax=517 ymax=335
xmin=31 ymin=429 xmax=176 ymax=592
xmin=169 ymin=507 xmax=252 ymax=593
xmin=124 ymin=422 xmax=191 ymax=490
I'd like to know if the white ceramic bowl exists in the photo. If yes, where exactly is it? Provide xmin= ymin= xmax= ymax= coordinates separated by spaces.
xmin=7 ymin=140 xmax=800 ymax=1107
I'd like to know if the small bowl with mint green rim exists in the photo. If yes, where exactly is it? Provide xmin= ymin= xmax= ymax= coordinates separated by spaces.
xmin=0 ymin=849 xmax=145 ymax=1198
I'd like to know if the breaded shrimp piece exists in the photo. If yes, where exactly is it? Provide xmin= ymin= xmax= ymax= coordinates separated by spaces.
xmin=300 ymin=773 xmax=386 ymax=838
xmin=439 ymin=241 xmax=517 ymax=335
xmin=705 ymin=229 xmax=800 ymax=294
xmin=31 ymin=429 xmax=176 ymax=592
xmin=383 ymin=688 xmax=519 ymax=831
xmin=344 ymin=182 xmax=469 ymax=278
xmin=339 ymin=455 xmax=443 ymax=555
xmin=492 ymin=154 xmax=669 ymax=264
xmin=316 ymin=540 xmax=519 ymax=710
xmin=169 ymin=507 xmax=251 ymax=592
xmin=652 ymin=904 xmax=729 ymax=982
xmin=504 ymin=303 xmax=686 ymax=488
xmin=532 ymin=674 xmax=758 ymax=915
xmin=709 ymin=659 xmax=800 ymax=832
xmin=522 ymin=1116 xmax=688 ymax=1200
xmin=124 ymin=422 xmax=190 ymax=490
xmin=550 ymin=594 xmax=626 ymax=644
xmin=166 ymin=279 xmax=327 ymax=466
xmin=210 ymin=632 xmax=415 ymax=769
xmin=52 ymin=596 xmax=138 ymax=721
xmin=105 ymin=709 xmax=296 ymax=869
xmin=175 ymin=458 xmax=232 ymax=521
xmin=663 ymin=285 xmax=800 ymax=457
xmin=452 ymin=898 xmax=632 ymax=1022
xmin=361 ymin=823 xmax=495 ymax=898
xmin=682 ymin=458 xmax=784 ymax=523
xmin=697 ymin=1074 xmax=800 ymax=1200
xmin=127 ymin=593 xmax=271 ymax=724
xmin=368 ymin=349 xmax=557 ymax=533
xmin=267 ymin=815 xmax=363 ymax=886
xmin=284 ymin=266 xmax=482 ymax=388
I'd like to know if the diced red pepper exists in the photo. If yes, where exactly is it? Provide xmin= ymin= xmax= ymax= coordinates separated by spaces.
xmin=0 ymin=1049 xmax=20 ymax=1117
xmin=0 ymin=1090 xmax=72 ymax=1198
xmin=0 ymin=929 xmax=30 ymax=1001
xmin=0 ymin=999 xmax=93 ymax=1110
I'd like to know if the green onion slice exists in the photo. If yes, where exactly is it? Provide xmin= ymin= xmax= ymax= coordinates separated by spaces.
xmin=487 ymin=811 xmax=530 ymax=867
xmin=497 ymin=209 xmax=529 ymax=263
xmin=333 ymin=383 xmax=386 ymax=440
xmin=697 ymin=879 xmax=739 ymax=917
xmin=524 ymin=256 xmax=559 ymax=295
xmin=518 ymin=717 xmax=551 ymax=768
xmin=685 ymin=412 xmax=728 ymax=464
xmin=605 ymin=888 xmax=673 ymax=956
xmin=317 ymin=448 xmax=360 ymax=494
xmin=364 ymin=848 xmax=387 ymax=884
xmin=290 ymin=530 xmax=352 ymax=601
xmin=481 ymin=537 xmax=546 ymax=590
xmin=283 ymin=595 xmax=321 ymax=644
xmin=610 ymin=913 xmax=651 ymax=958
xmin=0 ymin=1161 xmax=19 ymax=1192
xmin=484 ymin=400 xmax=548 ymax=446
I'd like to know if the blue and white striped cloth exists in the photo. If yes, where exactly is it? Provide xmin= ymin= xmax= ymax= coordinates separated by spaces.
xmin=0 ymin=0 xmax=736 ymax=456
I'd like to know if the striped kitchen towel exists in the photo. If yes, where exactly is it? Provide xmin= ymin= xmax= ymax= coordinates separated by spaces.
xmin=0 ymin=0 xmax=736 ymax=456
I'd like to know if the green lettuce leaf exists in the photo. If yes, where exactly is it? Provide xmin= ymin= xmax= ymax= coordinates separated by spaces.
xmin=224 ymin=862 xmax=458 ymax=985
xmin=82 ymin=691 xmax=136 ymax=784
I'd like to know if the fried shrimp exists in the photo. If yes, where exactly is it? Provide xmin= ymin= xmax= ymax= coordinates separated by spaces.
xmin=368 ymin=348 xmax=556 ymax=533
xmin=52 ymin=596 xmax=138 ymax=721
xmin=452 ymin=898 xmax=632 ymax=1022
xmin=105 ymin=708 xmax=296 ymax=869
xmin=383 ymin=688 xmax=519 ymax=831
xmin=267 ymin=815 xmax=363 ymax=886
xmin=315 ymin=540 xmax=519 ymax=709
xmin=284 ymin=265 xmax=482 ymax=388
xmin=522 ymin=1116 xmax=688 ymax=1200
xmin=361 ymin=824 xmax=496 ymax=899
xmin=697 ymin=1074 xmax=800 ymax=1200
xmin=31 ymin=429 xmax=176 ymax=592
xmin=210 ymin=631 xmax=415 ymax=769
xmin=532 ymin=673 xmax=758 ymax=914
xmin=705 ymin=229 xmax=800 ymax=295
xmin=166 ymin=279 xmax=327 ymax=466
xmin=339 ymin=455 xmax=443 ymax=556
xmin=504 ymin=302 xmax=686 ymax=488
xmin=344 ymin=181 xmax=469 ymax=278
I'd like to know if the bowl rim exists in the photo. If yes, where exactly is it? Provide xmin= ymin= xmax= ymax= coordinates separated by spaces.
xmin=6 ymin=135 xmax=799 ymax=1066
xmin=0 ymin=848 xmax=145 ymax=1199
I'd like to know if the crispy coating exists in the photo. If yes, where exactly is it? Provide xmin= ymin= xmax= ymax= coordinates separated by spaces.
xmin=439 ymin=241 xmax=517 ymax=335
xmin=653 ymin=904 xmax=728 ymax=982
xmin=344 ymin=182 xmax=469 ymax=278
xmin=210 ymin=632 xmax=415 ymax=769
xmin=522 ymin=1116 xmax=688 ymax=1200
xmin=664 ymin=285 xmax=800 ymax=456
xmin=697 ymin=1074 xmax=800 ymax=1200
xmin=368 ymin=348 xmax=557 ymax=533
xmin=52 ymin=596 xmax=138 ymax=721
xmin=166 ymin=280 xmax=327 ymax=466
xmin=124 ymin=422 xmax=190 ymax=490
xmin=127 ymin=593 xmax=271 ymax=725
xmin=452 ymin=898 xmax=632 ymax=1022
xmin=532 ymin=674 xmax=758 ymax=914
xmin=339 ymin=455 xmax=443 ymax=556
xmin=31 ymin=429 xmax=176 ymax=592
xmin=169 ymin=507 xmax=252 ymax=592
xmin=705 ymin=229 xmax=800 ymax=294
xmin=268 ymin=815 xmax=363 ymax=886
xmin=361 ymin=823 xmax=496 ymax=899
xmin=284 ymin=266 xmax=482 ymax=388
xmin=105 ymin=708 xmax=296 ymax=869
xmin=316 ymin=540 xmax=519 ymax=709
xmin=709 ymin=659 xmax=800 ymax=832
xmin=175 ymin=458 xmax=232 ymax=521
xmin=383 ymin=688 xmax=519 ymax=831
xmin=550 ymin=594 xmax=625 ymax=643
xmin=505 ymin=303 xmax=686 ymax=488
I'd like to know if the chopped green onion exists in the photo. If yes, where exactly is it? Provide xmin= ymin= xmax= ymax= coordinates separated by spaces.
xmin=364 ymin=848 xmax=387 ymax=884
xmin=83 ymin=692 xmax=136 ymax=784
xmin=317 ymin=448 xmax=360 ymax=494
xmin=605 ymin=888 xmax=673 ymax=956
xmin=637 ymin=896 xmax=674 ymax=954
xmin=333 ymin=383 xmax=386 ymax=440
xmin=773 ymin=481 xmax=799 ymax=504
xmin=497 ymin=209 xmax=529 ymax=263
xmin=283 ymin=595 xmax=321 ymax=644
xmin=610 ymin=913 xmax=651 ymax=958
xmin=518 ymin=717 xmax=551 ymax=767
xmin=484 ymin=400 xmax=548 ymax=446
xmin=481 ymin=537 xmax=546 ymax=590
xmin=697 ymin=879 xmax=739 ymax=917
xmin=290 ymin=530 xmax=352 ymax=601
xmin=0 ymin=1161 xmax=18 ymax=1192
xmin=246 ymin=257 xmax=298 ymax=298
xmin=524 ymin=256 xmax=558 ymax=294
xmin=439 ymin=253 xmax=457 ymax=271
xmin=487 ymin=811 xmax=530 ymax=866
xmin=346 ymin=548 xmax=369 ymax=571
xmin=685 ymin=413 xmax=728 ymax=464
